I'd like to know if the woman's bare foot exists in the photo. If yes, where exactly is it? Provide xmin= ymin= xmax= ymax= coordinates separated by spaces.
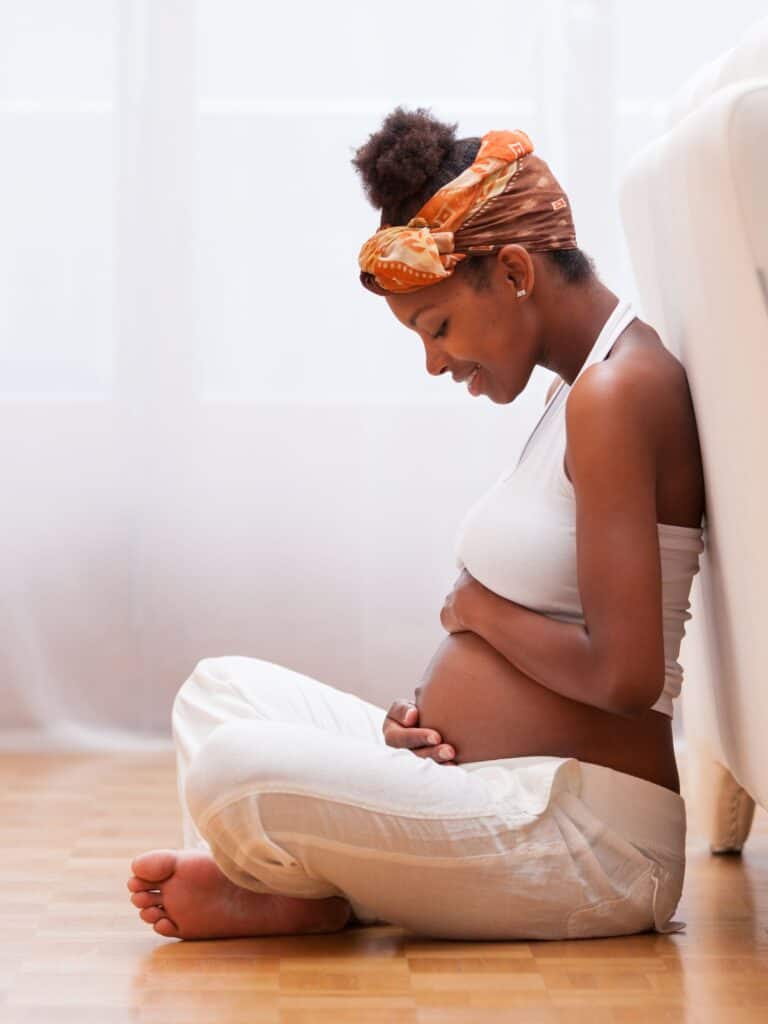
xmin=126 ymin=848 xmax=353 ymax=940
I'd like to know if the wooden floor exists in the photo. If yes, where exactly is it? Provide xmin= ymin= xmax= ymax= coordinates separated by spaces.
xmin=1 ymin=746 xmax=767 ymax=1023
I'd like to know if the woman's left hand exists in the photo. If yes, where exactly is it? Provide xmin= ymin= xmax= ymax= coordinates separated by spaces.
xmin=440 ymin=568 xmax=480 ymax=634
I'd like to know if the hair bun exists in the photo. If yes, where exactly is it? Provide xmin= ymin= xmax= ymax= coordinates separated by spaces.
xmin=351 ymin=106 xmax=458 ymax=214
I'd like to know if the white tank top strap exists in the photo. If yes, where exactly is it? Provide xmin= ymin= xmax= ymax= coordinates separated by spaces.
xmin=515 ymin=298 xmax=636 ymax=471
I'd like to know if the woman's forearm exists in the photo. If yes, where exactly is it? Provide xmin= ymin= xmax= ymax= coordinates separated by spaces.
xmin=459 ymin=580 xmax=632 ymax=718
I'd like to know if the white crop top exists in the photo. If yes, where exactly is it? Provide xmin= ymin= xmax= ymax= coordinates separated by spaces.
xmin=453 ymin=297 xmax=705 ymax=719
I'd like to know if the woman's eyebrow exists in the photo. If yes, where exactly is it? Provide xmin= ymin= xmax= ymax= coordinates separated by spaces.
xmin=410 ymin=304 xmax=436 ymax=328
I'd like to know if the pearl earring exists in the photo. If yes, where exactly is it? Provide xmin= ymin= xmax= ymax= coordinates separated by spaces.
xmin=516 ymin=288 xmax=526 ymax=297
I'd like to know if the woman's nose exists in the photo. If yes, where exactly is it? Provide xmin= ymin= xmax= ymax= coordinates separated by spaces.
xmin=424 ymin=347 xmax=448 ymax=377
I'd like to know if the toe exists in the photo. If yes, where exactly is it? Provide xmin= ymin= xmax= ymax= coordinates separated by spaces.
xmin=130 ymin=850 xmax=177 ymax=883
xmin=139 ymin=906 xmax=167 ymax=924
xmin=153 ymin=917 xmax=181 ymax=938
xmin=131 ymin=891 xmax=163 ymax=909
xmin=127 ymin=875 xmax=160 ymax=893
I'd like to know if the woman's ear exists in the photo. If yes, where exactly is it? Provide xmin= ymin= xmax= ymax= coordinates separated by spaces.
xmin=498 ymin=243 xmax=534 ymax=297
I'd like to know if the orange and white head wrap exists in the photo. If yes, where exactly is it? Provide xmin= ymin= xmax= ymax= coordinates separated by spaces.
xmin=357 ymin=128 xmax=577 ymax=295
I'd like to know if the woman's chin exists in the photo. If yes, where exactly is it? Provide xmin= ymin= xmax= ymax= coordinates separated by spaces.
xmin=494 ymin=379 xmax=523 ymax=404
xmin=474 ymin=376 xmax=514 ymax=404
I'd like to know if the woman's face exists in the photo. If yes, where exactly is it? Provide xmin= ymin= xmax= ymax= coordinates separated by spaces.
xmin=384 ymin=245 xmax=538 ymax=404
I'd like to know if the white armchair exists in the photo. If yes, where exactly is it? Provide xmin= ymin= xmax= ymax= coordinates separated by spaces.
xmin=618 ymin=16 xmax=768 ymax=851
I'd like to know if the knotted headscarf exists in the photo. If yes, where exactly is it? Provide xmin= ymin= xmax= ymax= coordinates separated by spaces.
xmin=358 ymin=128 xmax=577 ymax=295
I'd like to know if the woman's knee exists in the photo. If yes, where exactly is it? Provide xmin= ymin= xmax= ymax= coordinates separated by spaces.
xmin=171 ymin=656 xmax=246 ymax=725
xmin=173 ymin=657 xmax=215 ymax=709
xmin=183 ymin=719 xmax=316 ymax=825
xmin=178 ymin=656 xmax=238 ymax=694
xmin=172 ymin=655 xmax=285 ymax=716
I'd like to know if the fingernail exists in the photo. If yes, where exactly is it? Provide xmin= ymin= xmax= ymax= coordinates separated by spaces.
xmin=427 ymin=733 xmax=440 ymax=744
xmin=438 ymin=746 xmax=453 ymax=759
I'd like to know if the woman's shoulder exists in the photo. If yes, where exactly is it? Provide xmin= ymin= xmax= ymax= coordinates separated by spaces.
xmin=566 ymin=318 xmax=704 ymax=529
xmin=570 ymin=318 xmax=691 ymax=445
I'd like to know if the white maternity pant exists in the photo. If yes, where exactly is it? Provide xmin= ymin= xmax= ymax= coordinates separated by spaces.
xmin=172 ymin=655 xmax=688 ymax=941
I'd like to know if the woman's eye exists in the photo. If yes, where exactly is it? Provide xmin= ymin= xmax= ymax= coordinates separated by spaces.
xmin=434 ymin=321 xmax=448 ymax=339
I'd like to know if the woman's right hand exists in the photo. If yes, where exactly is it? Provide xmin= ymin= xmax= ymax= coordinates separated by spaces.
xmin=382 ymin=699 xmax=456 ymax=764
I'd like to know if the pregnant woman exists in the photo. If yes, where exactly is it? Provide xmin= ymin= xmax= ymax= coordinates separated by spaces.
xmin=126 ymin=108 xmax=706 ymax=942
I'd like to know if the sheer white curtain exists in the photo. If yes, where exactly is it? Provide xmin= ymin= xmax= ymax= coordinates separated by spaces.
xmin=1 ymin=0 xmax=765 ymax=750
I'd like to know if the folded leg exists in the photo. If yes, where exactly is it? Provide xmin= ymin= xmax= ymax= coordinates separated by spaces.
xmin=171 ymin=654 xmax=392 ymax=924
xmin=172 ymin=655 xmax=668 ymax=940
xmin=183 ymin=714 xmax=592 ymax=940
xmin=172 ymin=655 xmax=388 ymax=849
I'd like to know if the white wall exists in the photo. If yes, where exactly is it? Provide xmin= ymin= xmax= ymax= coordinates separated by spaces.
xmin=1 ymin=0 xmax=765 ymax=747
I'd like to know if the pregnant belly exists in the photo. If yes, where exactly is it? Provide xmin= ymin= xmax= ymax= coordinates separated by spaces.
xmin=414 ymin=630 xmax=679 ymax=792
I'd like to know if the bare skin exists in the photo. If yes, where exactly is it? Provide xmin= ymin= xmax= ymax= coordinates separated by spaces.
xmin=126 ymin=850 xmax=354 ymax=939
xmin=128 ymin=245 xmax=705 ymax=939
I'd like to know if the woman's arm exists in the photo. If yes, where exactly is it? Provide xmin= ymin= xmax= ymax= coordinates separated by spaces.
xmin=457 ymin=581 xmax=630 ymax=716
xmin=455 ymin=361 xmax=666 ymax=720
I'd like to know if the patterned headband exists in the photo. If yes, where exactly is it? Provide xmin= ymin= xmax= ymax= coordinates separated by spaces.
xmin=357 ymin=128 xmax=577 ymax=295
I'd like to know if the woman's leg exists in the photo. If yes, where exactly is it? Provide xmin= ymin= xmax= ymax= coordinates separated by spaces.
xmin=182 ymin=713 xmax=687 ymax=940
xmin=128 ymin=655 xmax=390 ymax=937
xmin=131 ymin=654 xmax=681 ymax=941
xmin=173 ymin=663 xmax=599 ymax=941
xmin=170 ymin=655 xmax=387 ymax=853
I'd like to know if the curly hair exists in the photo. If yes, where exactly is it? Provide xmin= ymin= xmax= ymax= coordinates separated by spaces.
xmin=351 ymin=106 xmax=596 ymax=292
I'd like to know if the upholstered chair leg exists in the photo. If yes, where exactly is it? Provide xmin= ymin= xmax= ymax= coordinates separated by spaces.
xmin=690 ymin=744 xmax=757 ymax=854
